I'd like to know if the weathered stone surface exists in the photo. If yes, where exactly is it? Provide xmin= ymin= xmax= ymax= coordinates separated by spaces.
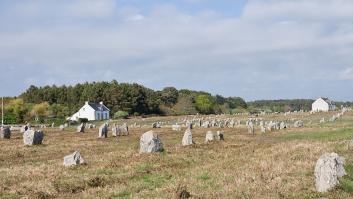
xmin=63 ymin=151 xmax=85 ymax=167
xmin=294 ymin=120 xmax=304 ymax=128
xmin=205 ymin=131 xmax=214 ymax=142
xmin=121 ymin=123 xmax=129 ymax=136
xmin=23 ymin=130 xmax=44 ymax=145
xmin=314 ymin=153 xmax=346 ymax=193
xmin=216 ymin=131 xmax=224 ymax=141
xmin=0 ymin=127 xmax=11 ymax=139
xmin=247 ymin=122 xmax=255 ymax=134
xmin=77 ymin=123 xmax=85 ymax=133
xmin=182 ymin=128 xmax=193 ymax=146
xmin=98 ymin=123 xmax=108 ymax=138
xmin=139 ymin=131 xmax=164 ymax=153
xmin=20 ymin=125 xmax=29 ymax=133
xmin=112 ymin=124 xmax=119 ymax=137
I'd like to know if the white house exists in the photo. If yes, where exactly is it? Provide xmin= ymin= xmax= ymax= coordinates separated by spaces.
xmin=69 ymin=101 xmax=110 ymax=121
xmin=312 ymin=97 xmax=336 ymax=112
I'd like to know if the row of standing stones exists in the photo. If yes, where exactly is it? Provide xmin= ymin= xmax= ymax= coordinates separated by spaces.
xmin=0 ymin=120 xmax=350 ymax=193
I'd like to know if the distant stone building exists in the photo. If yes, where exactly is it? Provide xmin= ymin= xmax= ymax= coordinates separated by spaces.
xmin=312 ymin=97 xmax=336 ymax=112
xmin=69 ymin=101 xmax=110 ymax=121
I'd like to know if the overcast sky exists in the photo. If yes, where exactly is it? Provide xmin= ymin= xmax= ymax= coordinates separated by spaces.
xmin=1 ymin=0 xmax=353 ymax=101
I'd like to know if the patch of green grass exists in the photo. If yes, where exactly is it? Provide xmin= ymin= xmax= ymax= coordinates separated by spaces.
xmin=0 ymin=193 xmax=20 ymax=199
xmin=198 ymin=172 xmax=211 ymax=181
xmin=278 ymin=128 xmax=353 ymax=141
xmin=132 ymin=173 xmax=171 ymax=191
xmin=339 ymin=165 xmax=353 ymax=195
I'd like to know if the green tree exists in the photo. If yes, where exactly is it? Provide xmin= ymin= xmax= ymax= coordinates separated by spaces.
xmin=195 ymin=94 xmax=215 ymax=114
xmin=6 ymin=98 xmax=28 ymax=123
xmin=31 ymin=102 xmax=50 ymax=122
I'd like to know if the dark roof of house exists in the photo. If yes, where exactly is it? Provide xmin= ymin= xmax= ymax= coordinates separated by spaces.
xmin=88 ymin=102 xmax=110 ymax=111
xmin=321 ymin=97 xmax=335 ymax=105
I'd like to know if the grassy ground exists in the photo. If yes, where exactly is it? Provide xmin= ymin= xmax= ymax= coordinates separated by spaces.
xmin=1 ymin=112 xmax=353 ymax=198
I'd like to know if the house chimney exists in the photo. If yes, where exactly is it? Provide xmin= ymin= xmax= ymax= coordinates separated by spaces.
xmin=85 ymin=101 xmax=89 ymax=105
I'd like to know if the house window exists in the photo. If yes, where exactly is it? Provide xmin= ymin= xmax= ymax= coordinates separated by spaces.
xmin=97 ymin=113 xmax=100 ymax=120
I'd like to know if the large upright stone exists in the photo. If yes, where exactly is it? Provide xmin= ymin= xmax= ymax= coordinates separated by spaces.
xmin=76 ymin=123 xmax=85 ymax=133
xmin=216 ymin=131 xmax=224 ymax=141
xmin=182 ymin=129 xmax=193 ymax=146
xmin=0 ymin=127 xmax=11 ymax=139
xmin=98 ymin=123 xmax=108 ymax=138
xmin=315 ymin=153 xmax=346 ymax=192
xmin=121 ymin=123 xmax=129 ymax=136
xmin=23 ymin=130 xmax=44 ymax=146
xmin=139 ymin=131 xmax=164 ymax=153
xmin=247 ymin=122 xmax=255 ymax=135
xmin=205 ymin=131 xmax=214 ymax=142
xmin=63 ymin=151 xmax=85 ymax=167
xmin=112 ymin=124 xmax=119 ymax=137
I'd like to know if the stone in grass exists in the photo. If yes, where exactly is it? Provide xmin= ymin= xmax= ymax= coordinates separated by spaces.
xmin=139 ymin=130 xmax=164 ymax=153
xmin=98 ymin=123 xmax=108 ymax=138
xmin=205 ymin=131 xmax=215 ymax=142
xmin=215 ymin=131 xmax=224 ymax=141
xmin=23 ymin=130 xmax=44 ymax=146
xmin=314 ymin=153 xmax=346 ymax=193
xmin=182 ymin=128 xmax=193 ymax=146
xmin=77 ymin=123 xmax=85 ymax=133
xmin=63 ymin=151 xmax=85 ymax=167
xmin=0 ymin=127 xmax=11 ymax=139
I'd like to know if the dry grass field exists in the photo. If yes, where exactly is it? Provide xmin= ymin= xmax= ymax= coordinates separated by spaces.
xmin=1 ymin=111 xmax=353 ymax=199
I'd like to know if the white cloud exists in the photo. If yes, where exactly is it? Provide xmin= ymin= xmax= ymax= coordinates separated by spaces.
xmin=1 ymin=0 xmax=353 ymax=100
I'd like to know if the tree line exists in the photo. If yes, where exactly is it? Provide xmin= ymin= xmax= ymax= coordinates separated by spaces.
xmin=3 ymin=80 xmax=247 ymax=124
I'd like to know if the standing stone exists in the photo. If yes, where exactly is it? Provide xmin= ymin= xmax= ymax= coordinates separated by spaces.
xmin=314 ymin=153 xmax=346 ymax=192
xmin=121 ymin=123 xmax=129 ymax=136
xmin=247 ymin=122 xmax=255 ymax=135
xmin=139 ymin=131 xmax=164 ymax=153
xmin=182 ymin=128 xmax=193 ymax=146
xmin=76 ymin=123 xmax=85 ymax=133
xmin=23 ymin=130 xmax=44 ymax=146
xmin=98 ymin=123 xmax=108 ymax=138
xmin=20 ymin=125 xmax=29 ymax=133
xmin=260 ymin=125 xmax=266 ymax=133
xmin=112 ymin=124 xmax=119 ymax=137
xmin=0 ymin=127 xmax=11 ymax=139
xmin=216 ymin=131 xmax=224 ymax=141
xmin=63 ymin=151 xmax=85 ymax=167
xmin=205 ymin=131 xmax=215 ymax=142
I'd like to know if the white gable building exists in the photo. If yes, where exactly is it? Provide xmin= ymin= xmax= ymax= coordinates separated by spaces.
xmin=69 ymin=101 xmax=110 ymax=121
xmin=312 ymin=97 xmax=336 ymax=112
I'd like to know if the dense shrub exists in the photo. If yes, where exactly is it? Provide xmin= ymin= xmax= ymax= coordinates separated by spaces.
xmin=114 ymin=111 xmax=129 ymax=119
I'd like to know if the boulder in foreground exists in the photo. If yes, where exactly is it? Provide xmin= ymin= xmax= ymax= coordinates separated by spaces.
xmin=315 ymin=153 xmax=346 ymax=192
